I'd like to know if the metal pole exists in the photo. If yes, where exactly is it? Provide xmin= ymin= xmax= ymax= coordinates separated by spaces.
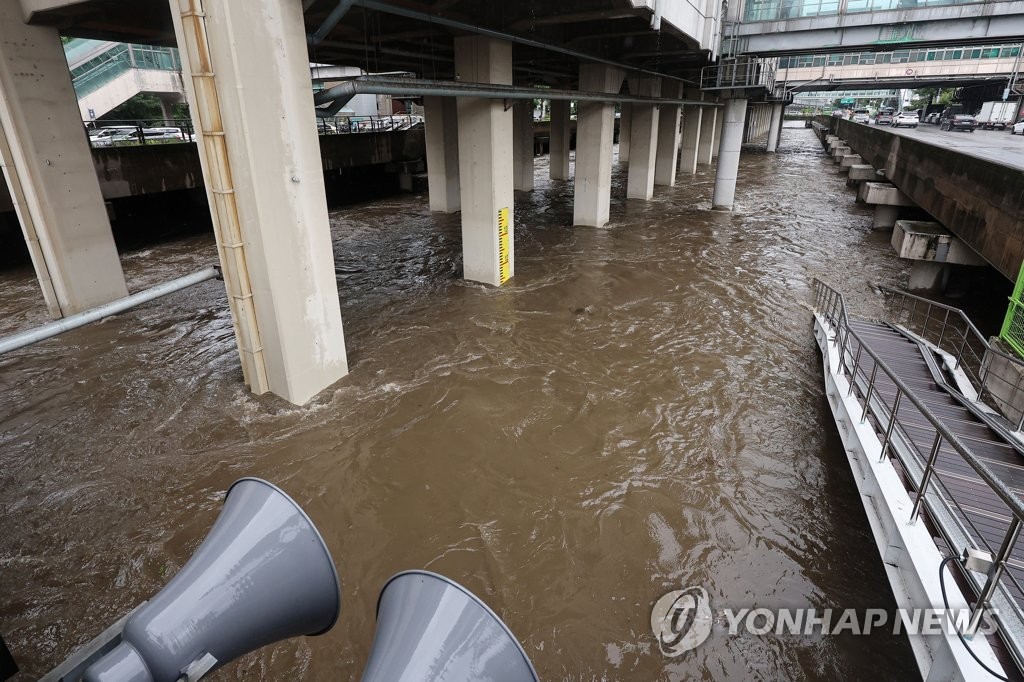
xmin=861 ymin=363 xmax=878 ymax=423
xmin=967 ymin=517 xmax=1022 ymax=635
xmin=911 ymin=432 xmax=944 ymax=524
xmin=880 ymin=388 xmax=903 ymax=462
xmin=0 ymin=267 xmax=220 ymax=356
xmin=848 ymin=342 xmax=864 ymax=396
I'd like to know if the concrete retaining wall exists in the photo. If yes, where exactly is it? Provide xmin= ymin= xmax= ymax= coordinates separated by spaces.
xmin=833 ymin=118 xmax=1024 ymax=280
xmin=0 ymin=128 xmax=427 ymax=212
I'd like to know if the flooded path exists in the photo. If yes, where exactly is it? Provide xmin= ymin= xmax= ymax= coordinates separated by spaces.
xmin=1 ymin=125 xmax=921 ymax=679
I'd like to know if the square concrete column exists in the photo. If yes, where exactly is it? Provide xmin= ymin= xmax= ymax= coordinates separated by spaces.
xmin=712 ymin=98 xmax=749 ymax=211
xmin=170 ymin=0 xmax=347 ymax=405
xmin=697 ymin=106 xmax=717 ymax=165
xmin=766 ymin=102 xmax=784 ymax=152
xmin=618 ymin=103 xmax=632 ymax=163
xmin=573 ymin=64 xmax=624 ymax=227
xmin=549 ymin=99 xmax=571 ymax=181
xmin=0 ymin=6 xmax=127 ymax=318
xmin=423 ymin=96 xmax=460 ymax=213
xmin=513 ymin=102 xmax=534 ymax=192
xmin=654 ymin=83 xmax=682 ymax=187
xmin=454 ymin=36 xmax=514 ymax=285
xmin=679 ymin=104 xmax=702 ymax=174
xmin=627 ymin=78 xmax=661 ymax=200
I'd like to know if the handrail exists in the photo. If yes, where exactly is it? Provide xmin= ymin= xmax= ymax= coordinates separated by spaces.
xmin=879 ymin=285 xmax=1024 ymax=429
xmin=813 ymin=280 xmax=1024 ymax=520
xmin=813 ymin=277 xmax=1024 ymax=652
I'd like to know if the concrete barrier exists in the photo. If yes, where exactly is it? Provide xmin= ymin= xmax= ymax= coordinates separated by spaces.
xmin=835 ymin=118 xmax=1024 ymax=280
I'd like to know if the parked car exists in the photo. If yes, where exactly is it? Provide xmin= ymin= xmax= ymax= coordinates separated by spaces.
xmin=925 ymin=112 xmax=941 ymax=125
xmin=939 ymin=114 xmax=977 ymax=132
xmin=110 ymin=127 xmax=185 ymax=144
xmin=852 ymin=108 xmax=870 ymax=124
xmin=1011 ymin=119 xmax=1024 ymax=135
xmin=88 ymin=126 xmax=137 ymax=147
xmin=891 ymin=111 xmax=919 ymax=128
xmin=874 ymin=110 xmax=894 ymax=125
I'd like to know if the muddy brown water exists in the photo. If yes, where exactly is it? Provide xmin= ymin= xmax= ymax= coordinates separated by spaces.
xmin=1 ymin=126 xmax=922 ymax=680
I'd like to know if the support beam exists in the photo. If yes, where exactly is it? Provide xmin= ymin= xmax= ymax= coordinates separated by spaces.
xmin=679 ymin=103 xmax=702 ymax=174
xmin=573 ymin=63 xmax=624 ymax=227
xmin=711 ymin=104 xmax=722 ymax=159
xmin=0 ymin=6 xmax=128 ymax=318
xmin=712 ymin=98 xmax=749 ymax=211
xmin=697 ymin=106 xmax=717 ymax=165
xmin=513 ymin=102 xmax=534 ymax=191
xmin=767 ymin=103 xmax=784 ymax=152
xmin=171 ymin=0 xmax=347 ymax=405
xmin=423 ymin=96 xmax=460 ymax=212
xmin=454 ymin=36 xmax=514 ymax=285
xmin=626 ymin=78 xmax=661 ymax=200
xmin=654 ymin=84 xmax=682 ymax=187
xmin=618 ymin=103 xmax=632 ymax=163
xmin=549 ymin=98 xmax=571 ymax=181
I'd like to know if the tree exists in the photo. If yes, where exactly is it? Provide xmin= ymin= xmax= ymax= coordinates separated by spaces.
xmin=98 ymin=94 xmax=164 ymax=123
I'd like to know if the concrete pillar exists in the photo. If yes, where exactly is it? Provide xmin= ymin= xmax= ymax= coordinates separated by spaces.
xmin=618 ymin=103 xmax=632 ymax=163
xmin=156 ymin=92 xmax=184 ymax=123
xmin=626 ymin=78 xmax=661 ymax=200
xmin=573 ymin=64 xmax=623 ymax=227
xmin=170 ymin=0 xmax=347 ymax=405
xmin=454 ymin=36 xmax=514 ymax=285
xmin=908 ymin=262 xmax=950 ymax=292
xmin=679 ymin=104 xmax=702 ymax=174
xmin=711 ymin=98 xmax=748 ymax=211
xmin=423 ymin=96 xmax=460 ymax=212
xmin=766 ymin=103 xmax=783 ymax=152
xmin=697 ymin=106 xmax=717 ymax=165
xmin=549 ymin=99 xmax=571 ymax=181
xmin=0 ymin=5 xmax=128 ymax=319
xmin=513 ymin=102 xmax=534 ymax=192
xmin=654 ymin=84 xmax=682 ymax=187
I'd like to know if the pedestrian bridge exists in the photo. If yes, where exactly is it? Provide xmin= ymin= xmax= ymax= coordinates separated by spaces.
xmin=65 ymin=38 xmax=185 ymax=120
xmin=777 ymin=42 xmax=1021 ymax=90
xmin=726 ymin=0 xmax=1024 ymax=55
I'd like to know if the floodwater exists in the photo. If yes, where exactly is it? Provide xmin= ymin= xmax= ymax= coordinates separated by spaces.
xmin=1 ymin=125 xmax=923 ymax=680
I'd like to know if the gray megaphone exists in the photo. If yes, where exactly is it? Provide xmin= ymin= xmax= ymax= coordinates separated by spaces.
xmin=79 ymin=478 xmax=340 ymax=682
xmin=360 ymin=570 xmax=539 ymax=682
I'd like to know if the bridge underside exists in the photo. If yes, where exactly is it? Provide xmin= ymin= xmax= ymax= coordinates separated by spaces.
xmin=25 ymin=0 xmax=712 ymax=85
xmin=729 ymin=1 xmax=1024 ymax=55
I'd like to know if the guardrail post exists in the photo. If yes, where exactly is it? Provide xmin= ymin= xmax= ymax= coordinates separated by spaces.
xmin=861 ymin=363 xmax=878 ymax=423
xmin=910 ymin=432 xmax=943 ymax=524
xmin=880 ymin=388 xmax=903 ymax=462
xmin=937 ymin=309 xmax=950 ymax=348
xmin=848 ymin=342 xmax=864 ymax=396
xmin=967 ymin=517 xmax=1022 ymax=636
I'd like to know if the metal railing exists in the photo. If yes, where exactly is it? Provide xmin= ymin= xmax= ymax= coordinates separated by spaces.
xmin=83 ymin=119 xmax=196 ymax=148
xmin=700 ymin=56 xmax=776 ymax=91
xmin=813 ymin=278 xmax=1024 ymax=662
xmin=880 ymin=286 xmax=1024 ymax=430
xmin=313 ymin=114 xmax=424 ymax=135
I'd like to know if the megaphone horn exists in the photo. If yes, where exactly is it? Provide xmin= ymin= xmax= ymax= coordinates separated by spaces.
xmin=360 ymin=570 xmax=538 ymax=682
xmin=81 ymin=478 xmax=341 ymax=682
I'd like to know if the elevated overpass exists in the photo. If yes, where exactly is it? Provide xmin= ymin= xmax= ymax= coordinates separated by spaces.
xmin=777 ymin=42 xmax=1020 ymax=90
xmin=725 ymin=0 xmax=1024 ymax=55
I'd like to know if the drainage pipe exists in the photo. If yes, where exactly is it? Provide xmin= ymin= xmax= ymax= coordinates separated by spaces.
xmin=0 ymin=266 xmax=221 ymax=356
xmin=348 ymin=0 xmax=696 ymax=86
xmin=314 ymin=77 xmax=720 ymax=117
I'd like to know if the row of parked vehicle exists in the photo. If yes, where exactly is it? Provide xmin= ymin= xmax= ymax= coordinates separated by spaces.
xmin=87 ymin=126 xmax=188 ymax=147
xmin=851 ymin=101 xmax=1024 ymax=134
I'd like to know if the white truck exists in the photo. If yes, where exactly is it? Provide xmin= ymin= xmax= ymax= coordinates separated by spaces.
xmin=976 ymin=101 xmax=1017 ymax=130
